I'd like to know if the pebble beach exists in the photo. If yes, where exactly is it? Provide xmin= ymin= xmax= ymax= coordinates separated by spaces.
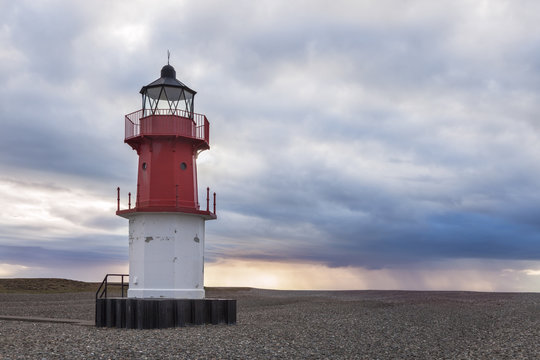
xmin=0 ymin=289 xmax=538 ymax=359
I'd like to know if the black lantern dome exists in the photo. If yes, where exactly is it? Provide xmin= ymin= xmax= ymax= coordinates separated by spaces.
xmin=160 ymin=64 xmax=176 ymax=78
xmin=140 ymin=64 xmax=197 ymax=117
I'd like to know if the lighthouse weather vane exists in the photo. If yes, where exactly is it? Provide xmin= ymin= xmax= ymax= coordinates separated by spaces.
xmin=167 ymin=49 xmax=170 ymax=65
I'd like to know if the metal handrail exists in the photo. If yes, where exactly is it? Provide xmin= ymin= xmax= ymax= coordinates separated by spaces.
xmin=96 ymin=274 xmax=129 ymax=299
xmin=124 ymin=109 xmax=209 ymax=143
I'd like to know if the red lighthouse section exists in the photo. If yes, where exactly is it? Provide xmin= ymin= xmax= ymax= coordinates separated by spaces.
xmin=118 ymin=64 xmax=215 ymax=219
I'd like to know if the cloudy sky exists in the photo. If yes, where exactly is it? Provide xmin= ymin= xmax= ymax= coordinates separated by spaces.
xmin=1 ymin=0 xmax=540 ymax=291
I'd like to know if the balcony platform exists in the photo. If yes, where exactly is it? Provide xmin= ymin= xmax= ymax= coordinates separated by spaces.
xmin=116 ymin=206 xmax=217 ymax=220
xmin=124 ymin=109 xmax=210 ymax=151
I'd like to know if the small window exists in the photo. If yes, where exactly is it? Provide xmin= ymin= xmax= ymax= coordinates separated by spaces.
xmin=142 ymin=162 xmax=147 ymax=170
xmin=180 ymin=162 xmax=187 ymax=170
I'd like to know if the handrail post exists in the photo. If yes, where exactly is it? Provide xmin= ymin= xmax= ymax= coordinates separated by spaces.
xmin=136 ymin=183 xmax=139 ymax=208
xmin=206 ymin=187 xmax=210 ymax=211
xmin=117 ymin=187 xmax=120 ymax=211
xmin=128 ymin=192 xmax=131 ymax=209
xmin=104 ymin=275 xmax=108 ymax=299
xmin=213 ymin=192 xmax=216 ymax=214
xmin=204 ymin=116 xmax=210 ymax=143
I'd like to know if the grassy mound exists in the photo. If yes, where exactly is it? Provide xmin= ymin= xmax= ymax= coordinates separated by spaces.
xmin=0 ymin=278 xmax=99 ymax=294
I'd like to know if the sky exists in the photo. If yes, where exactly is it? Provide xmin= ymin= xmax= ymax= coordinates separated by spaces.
xmin=1 ymin=0 xmax=540 ymax=291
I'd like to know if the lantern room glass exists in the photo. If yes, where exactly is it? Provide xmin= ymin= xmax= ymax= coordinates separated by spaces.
xmin=140 ymin=64 xmax=196 ymax=119
xmin=142 ymin=87 xmax=194 ymax=118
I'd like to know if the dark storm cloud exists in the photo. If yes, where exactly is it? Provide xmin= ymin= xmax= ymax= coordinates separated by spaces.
xmin=0 ymin=235 xmax=127 ymax=268
xmin=209 ymin=163 xmax=540 ymax=268
xmin=1 ymin=0 xmax=540 ymax=277
xmin=0 ymin=244 xmax=122 ymax=267
xmin=0 ymin=119 xmax=125 ymax=180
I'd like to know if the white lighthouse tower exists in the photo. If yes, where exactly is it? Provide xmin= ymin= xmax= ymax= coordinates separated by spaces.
xmin=117 ymin=62 xmax=216 ymax=299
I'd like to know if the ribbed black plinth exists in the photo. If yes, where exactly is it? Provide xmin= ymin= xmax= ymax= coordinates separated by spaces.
xmin=95 ymin=298 xmax=236 ymax=329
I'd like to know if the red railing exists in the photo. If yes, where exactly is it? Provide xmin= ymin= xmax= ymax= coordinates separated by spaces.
xmin=125 ymin=109 xmax=209 ymax=143
xmin=116 ymin=186 xmax=216 ymax=215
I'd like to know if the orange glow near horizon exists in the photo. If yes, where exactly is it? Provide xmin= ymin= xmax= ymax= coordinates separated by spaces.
xmin=205 ymin=259 xmax=364 ymax=290
xmin=205 ymin=259 xmax=540 ymax=292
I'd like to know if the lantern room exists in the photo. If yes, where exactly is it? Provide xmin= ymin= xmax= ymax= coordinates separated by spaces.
xmin=140 ymin=64 xmax=196 ymax=117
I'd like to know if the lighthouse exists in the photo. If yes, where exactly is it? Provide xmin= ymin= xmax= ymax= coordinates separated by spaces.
xmin=95 ymin=61 xmax=235 ymax=328
xmin=117 ymin=62 xmax=216 ymax=299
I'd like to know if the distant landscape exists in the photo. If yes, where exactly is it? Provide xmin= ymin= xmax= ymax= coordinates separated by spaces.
xmin=0 ymin=278 xmax=250 ymax=297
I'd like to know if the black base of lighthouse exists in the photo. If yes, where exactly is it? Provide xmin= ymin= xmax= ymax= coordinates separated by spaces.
xmin=95 ymin=298 xmax=236 ymax=329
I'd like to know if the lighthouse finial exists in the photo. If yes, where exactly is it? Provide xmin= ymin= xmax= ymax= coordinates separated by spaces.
xmin=167 ymin=50 xmax=170 ymax=65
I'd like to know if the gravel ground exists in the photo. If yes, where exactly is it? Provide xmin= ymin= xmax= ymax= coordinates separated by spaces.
xmin=0 ymin=289 xmax=538 ymax=359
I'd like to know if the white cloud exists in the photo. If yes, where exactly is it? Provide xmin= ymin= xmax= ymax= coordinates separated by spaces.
xmin=0 ymin=176 xmax=125 ymax=241
xmin=0 ymin=263 xmax=30 ymax=278
xmin=522 ymin=269 xmax=540 ymax=276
